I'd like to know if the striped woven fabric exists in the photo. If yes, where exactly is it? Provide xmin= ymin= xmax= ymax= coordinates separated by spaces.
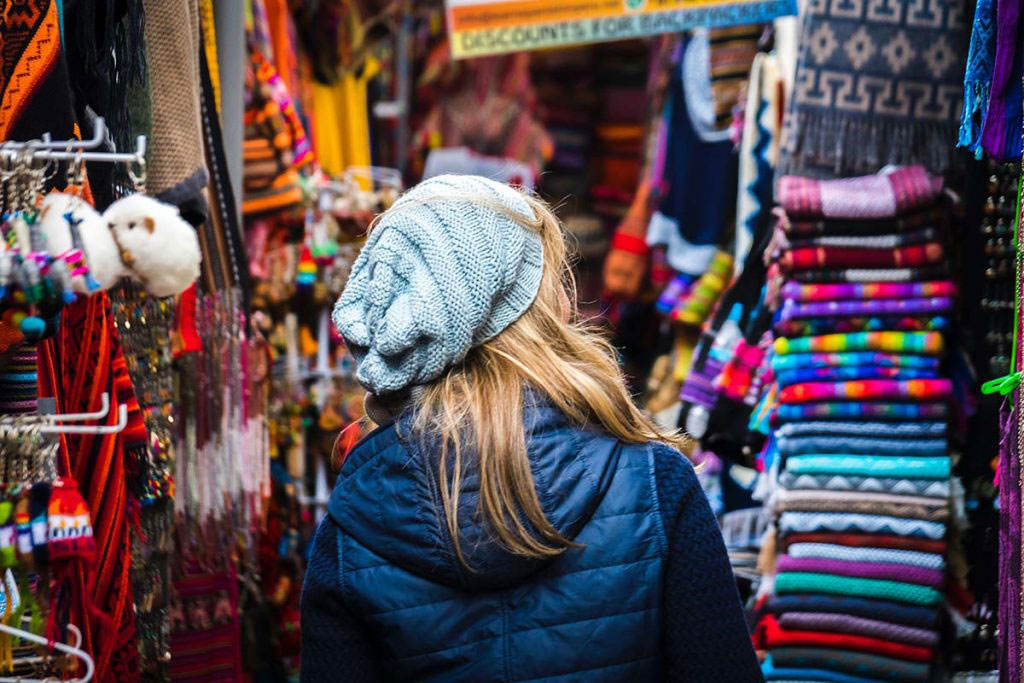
xmin=777 ymin=511 xmax=947 ymax=539
xmin=781 ymin=279 xmax=957 ymax=302
xmin=787 ymin=543 xmax=945 ymax=570
xmin=775 ymin=421 xmax=947 ymax=438
xmin=778 ymin=611 xmax=939 ymax=647
xmin=777 ymin=498 xmax=949 ymax=522
xmin=775 ymin=555 xmax=944 ymax=587
xmin=773 ymin=572 xmax=943 ymax=605
xmin=776 ymin=435 xmax=948 ymax=456
xmin=779 ymin=296 xmax=953 ymax=320
xmin=770 ymin=647 xmax=931 ymax=681
xmin=784 ymin=455 xmax=951 ymax=480
xmin=778 ymin=472 xmax=951 ymax=497
xmin=761 ymin=595 xmax=941 ymax=628
xmin=774 ymin=331 xmax=945 ymax=355
xmin=775 ymin=401 xmax=949 ymax=422
xmin=778 ymin=378 xmax=953 ymax=403
xmin=772 ymin=351 xmax=940 ymax=370
xmin=774 ymin=315 xmax=950 ymax=338
xmin=774 ymin=364 xmax=939 ymax=387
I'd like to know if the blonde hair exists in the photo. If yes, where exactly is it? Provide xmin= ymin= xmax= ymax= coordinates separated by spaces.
xmin=401 ymin=191 xmax=691 ymax=568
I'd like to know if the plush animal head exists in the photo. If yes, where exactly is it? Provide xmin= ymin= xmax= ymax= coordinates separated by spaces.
xmin=102 ymin=194 xmax=202 ymax=298
xmin=38 ymin=193 xmax=126 ymax=293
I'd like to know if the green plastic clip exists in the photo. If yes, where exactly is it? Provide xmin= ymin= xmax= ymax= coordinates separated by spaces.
xmin=982 ymin=372 xmax=1021 ymax=395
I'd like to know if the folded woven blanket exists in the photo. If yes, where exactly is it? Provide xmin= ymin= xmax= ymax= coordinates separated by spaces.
xmin=777 ymin=489 xmax=948 ymax=510
xmin=778 ymin=167 xmax=943 ymax=220
xmin=776 ymin=555 xmax=944 ymax=588
xmin=775 ymin=315 xmax=950 ymax=338
xmin=774 ymin=572 xmax=943 ymax=605
xmin=778 ymin=510 xmax=947 ymax=539
xmin=781 ymin=280 xmax=957 ymax=302
xmin=762 ymin=595 xmax=941 ymax=629
xmin=772 ymin=352 xmax=941 ymax=371
xmin=778 ymin=473 xmax=954 ymax=499
xmin=775 ymin=365 xmax=940 ymax=388
xmin=788 ymin=543 xmax=945 ymax=570
xmin=780 ymin=243 xmax=945 ymax=271
xmin=774 ymin=332 xmax=944 ymax=355
xmin=770 ymin=647 xmax=931 ymax=682
xmin=777 ymin=435 xmax=948 ymax=456
xmin=785 ymin=456 xmax=951 ymax=481
xmin=780 ymin=533 xmax=947 ymax=556
xmin=780 ymin=297 xmax=953 ymax=320
xmin=784 ymin=226 xmax=943 ymax=251
xmin=779 ymin=379 xmax=953 ymax=404
xmin=778 ymin=472 xmax=951 ymax=498
xmin=762 ymin=655 xmax=879 ymax=683
xmin=775 ymin=402 xmax=949 ymax=422
xmin=790 ymin=264 xmax=950 ymax=283
xmin=776 ymin=422 xmax=947 ymax=438
xmin=759 ymin=615 xmax=934 ymax=662
xmin=780 ymin=205 xmax=943 ymax=238
xmin=779 ymin=612 xmax=939 ymax=648
xmin=778 ymin=498 xmax=950 ymax=523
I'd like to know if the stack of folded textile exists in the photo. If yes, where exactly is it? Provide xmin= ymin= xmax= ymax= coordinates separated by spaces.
xmin=756 ymin=167 xmax=954 ymax=683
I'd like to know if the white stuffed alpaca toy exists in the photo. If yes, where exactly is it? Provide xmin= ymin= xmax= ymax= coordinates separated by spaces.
xmin=102 ymin=194 xmax=202 ymax=298
xmin=37 ymin=193 xmax=126 ymax=293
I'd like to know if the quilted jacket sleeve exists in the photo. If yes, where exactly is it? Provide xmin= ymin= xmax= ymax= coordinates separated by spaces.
xmin=653 ymin=445 xmax=765 ymax=682
xmin=300 ymin=519 xmax=381 ymax=682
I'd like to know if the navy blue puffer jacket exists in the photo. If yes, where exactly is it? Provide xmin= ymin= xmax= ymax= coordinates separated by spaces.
xmin=301 ymin=399 xmax=762 ymax=682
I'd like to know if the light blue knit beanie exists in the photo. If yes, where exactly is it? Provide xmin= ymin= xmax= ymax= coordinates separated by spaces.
xmin=332 ymin=174 xmax=544 ymax=394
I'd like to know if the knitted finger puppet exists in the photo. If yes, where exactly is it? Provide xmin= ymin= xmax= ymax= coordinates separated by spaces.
xmin=37 ymin=193 xmax=125 ymax=292
xmin=102 ymin=194 xmax=202 ymax=298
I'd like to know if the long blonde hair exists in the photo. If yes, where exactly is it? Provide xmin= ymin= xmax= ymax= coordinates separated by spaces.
xmin=403 ymin=190 xmax=691 ymax=568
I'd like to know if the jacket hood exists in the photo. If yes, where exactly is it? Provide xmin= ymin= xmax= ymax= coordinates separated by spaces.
xmin=327 ymin=398 xmax=623 ymax=591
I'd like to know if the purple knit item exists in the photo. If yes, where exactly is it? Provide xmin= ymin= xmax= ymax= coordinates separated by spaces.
xmin=775 ymin=555 xmax=944 ymax=588
xmin=780 ymin=297 xmax=954 ymax=320
xmin=778 ymin=611 xmax=939 ymax=648
xmin=680 ymin=357 xmax=724 ymax=407
xmin=998 ymin=402 xmax=1022 ymax=679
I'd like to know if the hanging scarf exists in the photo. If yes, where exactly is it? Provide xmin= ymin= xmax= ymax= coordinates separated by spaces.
xmin=958 ymin=0 xmax=996 ymax=155
xmin=779 ymin=0 xmax=967 ymax=177
xmin=979 ymin=0 xmax=1024 ymax=160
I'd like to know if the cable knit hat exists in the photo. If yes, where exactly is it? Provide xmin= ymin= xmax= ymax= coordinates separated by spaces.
xmin=333 ymin=175 xmax=544 ymax=394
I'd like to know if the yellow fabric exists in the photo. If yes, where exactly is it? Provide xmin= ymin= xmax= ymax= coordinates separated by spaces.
xmin=198 ymin=0 xmax=221 ymax=114
xmin=673 ymin=328 xmax=700 ymax=382
xmin=311 ymin=57 xmax=379 ymax=188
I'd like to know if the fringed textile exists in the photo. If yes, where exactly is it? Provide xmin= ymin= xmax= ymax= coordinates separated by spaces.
xmin=37 ymin=293 xmax=145 ymax=682
xmin=779 ymin=0 xmax=967 ymax=177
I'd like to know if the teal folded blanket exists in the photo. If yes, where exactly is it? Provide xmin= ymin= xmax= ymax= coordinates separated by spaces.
xmin=775 ymin=572 xmax=943 ymax=605
xmin=786 ymin=455 xmax=951 ymax=479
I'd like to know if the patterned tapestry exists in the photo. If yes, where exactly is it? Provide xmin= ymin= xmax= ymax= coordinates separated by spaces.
xmin=780 ymin=0 xmax=968 ymax=178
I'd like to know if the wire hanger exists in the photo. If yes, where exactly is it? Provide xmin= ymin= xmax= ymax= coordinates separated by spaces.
xmin=37 ymin=393 xmax=112 ymax=424
xmin=37 ymin=403 xmax=128 ymax=435
xmin=0 ymin=621 xmax=94 ymax=682
xmin=339 ymin=166 xmax=403 ymax=190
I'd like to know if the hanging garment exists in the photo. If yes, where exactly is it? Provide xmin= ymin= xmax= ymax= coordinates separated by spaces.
xmin=780 ymin=0 xmax=968 ymax=177
xmin=735 ymin=50 xmax=785 ymax=272
xmin=0 ymin=0 xmax=76 ymax=142
xmin=647 ymin=36 xmax=738 ymax=277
